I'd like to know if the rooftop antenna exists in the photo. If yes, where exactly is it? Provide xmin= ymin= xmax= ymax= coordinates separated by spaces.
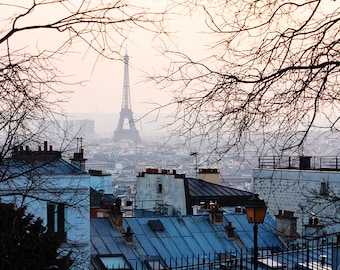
xmin=76 ymin=137 xmax=83 ymax=153
xmin=190 ymin=152 xmax=198 ymax=205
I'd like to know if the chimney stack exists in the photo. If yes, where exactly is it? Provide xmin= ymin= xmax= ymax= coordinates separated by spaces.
xmin=276 ymin=210 xmax=298 ymax=243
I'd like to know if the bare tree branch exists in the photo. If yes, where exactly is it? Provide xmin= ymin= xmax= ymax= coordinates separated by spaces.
xmin=153 ymin=0 xmax=340 ymax=156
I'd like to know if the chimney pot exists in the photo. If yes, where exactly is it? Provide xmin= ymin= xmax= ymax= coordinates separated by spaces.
xmin=225 ymin=222 xmax=235 ymax=238
xmin=124 ymin=227 xmax=133 ymax=242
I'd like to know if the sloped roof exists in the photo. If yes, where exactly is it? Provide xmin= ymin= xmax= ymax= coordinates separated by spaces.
xmin=0 ymin=157 xmax=84 ymax=177
xmin=187 ymin=178 xmax=251 ymax=197
xmin=91 ymin=218 xmax=144 ymax=270
xmin=224 ymin=210 xmax=284 ymax=249
xmin=90 ymin=211 xmax=284 ymax=269
xmin=185 ymin=178 xmax=253 ymax=213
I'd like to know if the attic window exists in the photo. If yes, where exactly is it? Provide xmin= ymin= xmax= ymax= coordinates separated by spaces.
xmin=148 ymin=219 xmax=164 ymax=231
xmin=147 ymin=260 xmax=165 ymax=270
xmin=98 ymin=255 xmax=130 ymax=270
xmin=145 ymin=256 xmax=166 ymax=270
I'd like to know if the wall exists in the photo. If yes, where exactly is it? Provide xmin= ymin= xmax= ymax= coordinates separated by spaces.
xmin=135 ymin=172 xmax=187 ymax=215
xmin=0 ymin=173 xmax=91 ymax=269
xmin=254 ymin=168 xmax=340 ymax=238
xmin=90 ymin=171 xmax=113 ymax=194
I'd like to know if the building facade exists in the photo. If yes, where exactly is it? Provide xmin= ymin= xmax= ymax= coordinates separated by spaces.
xmin=254 ymin=156 xmax=340 ymax=240
xmin=135 ymin=168 xmax=253 ymax=216
xmin=0 ymin=142 xmax=91 ymax=269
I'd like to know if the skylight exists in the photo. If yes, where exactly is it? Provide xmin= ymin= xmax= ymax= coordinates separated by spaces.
xmin=148 ymin=219 xmax=165 ymax=231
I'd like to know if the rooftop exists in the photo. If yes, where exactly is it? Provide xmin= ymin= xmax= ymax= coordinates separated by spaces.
xmin=185 ymin=178 xmax=253 ymax=208
xmin=0 ymin=142 xmax=85 ymax=176
xmin=258 ymin=155 xmax=340 ymax=171
xmin=91 ymin=211 xmax=284 ymax=269
xmin=91 ymin=212 xmax=337 ymax=269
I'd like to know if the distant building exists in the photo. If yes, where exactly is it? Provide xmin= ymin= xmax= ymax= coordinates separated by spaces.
xmin=42 ymin=119 xmax=95 ymax=141
xmin=64 ymin=119 xmax=95 ymax=138
xmin=135 ymin=168 xmax=253 ymax=216
xmin=254 ymin=155 xmax=340 ymax=240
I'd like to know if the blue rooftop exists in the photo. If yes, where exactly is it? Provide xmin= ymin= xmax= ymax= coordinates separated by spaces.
xmin=90 ymin=211 xmax=285 ymax=269
xmin=1 ymin=158 xmax=84 ymax=176
xmin=0 ymin=142 xmax=85 ymax=176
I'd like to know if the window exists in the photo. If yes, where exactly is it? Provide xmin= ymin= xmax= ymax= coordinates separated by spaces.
xmin=145 ymin=257 xmax=166 ymax=270
xmin=98 ymin=255 xmax=130 ymax=270
xmin=147 ymin=260 xmax=165 ymax=270
xmin=158 ymin=183 xmax=162 ymax=193
xmin=148 ymin=219 xmax=165 ymax=231
xmin=47 ymin=203 xmax=67 ymax=238
xmin=320 ymin=182 xmax=329 ymax=196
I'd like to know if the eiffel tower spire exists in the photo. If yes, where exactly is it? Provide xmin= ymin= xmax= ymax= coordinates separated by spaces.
xmin=113 ymin=52 xmax=142 ymax=143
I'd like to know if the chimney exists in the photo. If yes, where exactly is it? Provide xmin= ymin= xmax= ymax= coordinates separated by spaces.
xmin=70 ymin=148 xmax=87 ymax=172
xmin=197 ymin=168 xmax=220 ymax=184
xmin=69 ymin=138 xmax=87 ymax=172
xmin=304 ymin=216 xmax=324 ymax=244
xmin=276 ymin=210 xmax=298 ymax=243
xmin=208 ymin=202 xmax=224 ymax=224
xmin=96 ymin=198 xmax=123 ymax=229
xmin=124 ymin=227 xmax=133 ymax=243
xmin=225 ymin=222 xmax=235 ymax=238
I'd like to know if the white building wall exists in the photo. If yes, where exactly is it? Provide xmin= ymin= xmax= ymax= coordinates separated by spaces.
xmin=254 ymin=168 xmax=340 ymax=237
xmin=135 ymin=173 xmax=187 ymax=215
xmin=0 ymin=174 xmax=91 ymax=269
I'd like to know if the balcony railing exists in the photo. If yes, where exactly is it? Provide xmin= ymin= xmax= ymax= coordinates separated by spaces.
xmin=258 ymin=156 xmax=340 ymax=171
xmin=102 ymin=240 xmax=340 ymax=270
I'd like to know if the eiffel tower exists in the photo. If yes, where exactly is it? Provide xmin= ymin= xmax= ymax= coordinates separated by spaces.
xmin=113 ymin=52 xmax=142 ymax=144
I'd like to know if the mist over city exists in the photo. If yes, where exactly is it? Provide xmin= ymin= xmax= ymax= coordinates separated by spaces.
xmin=0 ymin=1 xmax=339 ymax=269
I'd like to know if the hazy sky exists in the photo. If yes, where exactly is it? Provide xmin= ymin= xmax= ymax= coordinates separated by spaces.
xmin=60 ymin=3 xmax=209 ymax=115
xmin=0 ymin=1 xmax=211 ymax=116
xmin=3 ymin=1 xmax=338 ymax=119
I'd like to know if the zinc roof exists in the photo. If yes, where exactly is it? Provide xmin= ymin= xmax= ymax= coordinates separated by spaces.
xmin=91 ymin=211 xmax=283 ymax=268
xmin=185 ymin=178 xmax=253 ymax=212
xmin=0 ymin=157 xmax=84 ymax=176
